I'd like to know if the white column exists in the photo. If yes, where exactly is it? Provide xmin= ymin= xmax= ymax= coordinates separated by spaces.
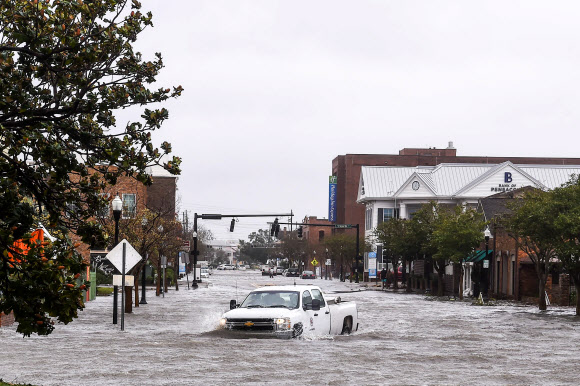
xmin=399 ymin=203 xmax=407 ymax=219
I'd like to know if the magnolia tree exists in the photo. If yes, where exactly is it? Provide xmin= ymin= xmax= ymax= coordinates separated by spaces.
xmin=0 ymin=1 xmax=181 ymax=335
xmin=432 ymin=205 xmax=486 ymax=299
xmin=503 ymin=190 xmax=558 ymax=311
xmin=550 ymin=176 xmax=580 ymax=315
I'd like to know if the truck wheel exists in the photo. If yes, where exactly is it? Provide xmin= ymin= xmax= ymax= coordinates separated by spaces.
xmin=341 ymin=317 xmax=352 ymax=335
xmin=292 ymin=323 xmax=303 ymax=338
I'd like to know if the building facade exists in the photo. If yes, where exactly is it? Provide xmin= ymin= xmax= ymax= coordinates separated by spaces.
xmin=332 ymin=144 xmax=580 ymax=231
xmin=357 ymin=161 xmax=580 ymax=298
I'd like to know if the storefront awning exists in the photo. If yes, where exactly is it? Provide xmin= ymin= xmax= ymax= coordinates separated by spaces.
xmin=464 ymin=250 xmax=493 ymax=263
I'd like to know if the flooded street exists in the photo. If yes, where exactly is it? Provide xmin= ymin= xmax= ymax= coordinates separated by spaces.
xmin=1 ymin=270 xmax=579 ymax=385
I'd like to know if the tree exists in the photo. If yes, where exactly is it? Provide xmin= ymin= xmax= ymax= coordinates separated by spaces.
xmin=323 ymin=233 xmax=371 ymax=281
xmin=239 ymin=229 xmax=277 ymax=265
xmin=432 ymin=205 xmax=486 ymax=299
xmin=0 ymin=1 xmax=181 ymax=335
xmin=409 ymin=202 xmax=439 ymax=292
xmin=279 ymin=232 xmax=307 ymax=268
xmin=503 ymin=190 xmax=558 ymax=311
xmin=549 ymin=176 xmax=580 ymax=315
xmin=374 ymin=218 xmax=407 ymax=289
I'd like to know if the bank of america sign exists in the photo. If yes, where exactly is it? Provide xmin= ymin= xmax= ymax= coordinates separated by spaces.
xmin=328 ymin=176 xmax=337 ymax=222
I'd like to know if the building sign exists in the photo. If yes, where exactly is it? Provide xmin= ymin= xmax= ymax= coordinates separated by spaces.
xmin=491 ymin=183 xmax=518 ymax=193
xmin=490 ymin=172 xmax=519 ymax=193
xmin=329 ymin=176 xmax=337 ymax=222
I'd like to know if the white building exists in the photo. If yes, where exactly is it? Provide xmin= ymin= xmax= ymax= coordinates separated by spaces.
xmin=357 ymin=161 xmax=580 ymax=271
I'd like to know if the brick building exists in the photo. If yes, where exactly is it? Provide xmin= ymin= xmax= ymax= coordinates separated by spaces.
xmin=332 ymin=143 xmax=580 ymax=231
xmin=479 ymin=189 xmax=571 ymax=306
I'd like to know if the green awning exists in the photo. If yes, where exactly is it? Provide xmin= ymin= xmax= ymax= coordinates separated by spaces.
xmin=465 ymin=250 xmax=493 ymax=263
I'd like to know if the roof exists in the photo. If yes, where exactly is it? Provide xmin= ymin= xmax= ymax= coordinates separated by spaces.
xmin=358 ymin=162 xmax=580 ymax=202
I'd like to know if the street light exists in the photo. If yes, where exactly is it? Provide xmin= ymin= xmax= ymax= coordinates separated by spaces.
xmin=158 ymin=225 xmax=164 ymax=296
xmin=112 ymin=194 xmax=122 ymax=245
xmin=139 ymin=217 xmax=148 ymax=305
xmin=325 ymin=248 xmax=329 ymax=280
xmin=111 ymin=194 xmax=122 ymax=325
xmin=192 ymin=231 xmax=198 ymax=288
xmin=483 ymin=226 xmax=492 ymax=300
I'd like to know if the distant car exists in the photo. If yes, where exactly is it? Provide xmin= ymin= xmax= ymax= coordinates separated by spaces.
xmin=238 ymin=265 xmax=247 ymax=271
xmin=217 ymin=264 xmax=236 ymax=270
xmin=275 ymin=266 xmax=284 ymax=275
xmin=301 ymin=270 xmax=316 ymax=279
xmin=201 ymin=268 xmax=210 ymax=278
xmin=285 ymin=268 xmax=299 ymax=277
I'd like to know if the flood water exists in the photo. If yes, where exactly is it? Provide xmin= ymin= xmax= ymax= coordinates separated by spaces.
xmin=1 ymin=270 xmax=579 ymax=385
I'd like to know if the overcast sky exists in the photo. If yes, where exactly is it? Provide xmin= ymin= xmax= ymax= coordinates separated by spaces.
xmin=125 ymin=1 xmax=580 ymax=241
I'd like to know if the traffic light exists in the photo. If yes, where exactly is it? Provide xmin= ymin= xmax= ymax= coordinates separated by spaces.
xmin=272 ymin=218 xmax=279 ymax=238
xmin=230 ymin=218 xmax=235 ymax=232
xmin=297 ymin=226 xmax=303 ymax=238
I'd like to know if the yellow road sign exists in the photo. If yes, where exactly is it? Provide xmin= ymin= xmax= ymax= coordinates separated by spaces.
xmin=311 ymin=258 xmax=319 ymax=266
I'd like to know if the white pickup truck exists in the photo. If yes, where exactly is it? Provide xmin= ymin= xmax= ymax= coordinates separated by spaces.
xmin=219 ymin=285 xmax=358 ymax=338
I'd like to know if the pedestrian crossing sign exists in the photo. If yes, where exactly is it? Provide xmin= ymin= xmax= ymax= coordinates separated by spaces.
xmin=311 ymin=258 xmax=319 ymax=266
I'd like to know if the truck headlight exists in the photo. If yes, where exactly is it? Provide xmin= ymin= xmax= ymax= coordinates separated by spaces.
xmin=219 ymin=318 xmax=227 ymax=327
xmin=275 ymin=317 xmax=291 ymax=330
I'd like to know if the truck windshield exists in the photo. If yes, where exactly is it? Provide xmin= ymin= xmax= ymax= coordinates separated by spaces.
xmin=240 ymin=291 xmax=300 ymax=309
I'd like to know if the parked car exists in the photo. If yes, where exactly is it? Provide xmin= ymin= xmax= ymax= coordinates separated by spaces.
xmin=201 ymin=268 xmax=210 ymax=278
xmin=285 ymin=268 xmax=300 ymax=277
xmin=301 ymin=270 xmax=316 ymax=279
xmin=275 ymin=266 xmax=285 ymax=275
xmin=217 ymin=264 xmax=236 ymax=270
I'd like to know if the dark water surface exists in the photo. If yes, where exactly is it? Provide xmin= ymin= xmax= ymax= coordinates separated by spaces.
xmin=1 ymin=270 xmax=579 ymax=385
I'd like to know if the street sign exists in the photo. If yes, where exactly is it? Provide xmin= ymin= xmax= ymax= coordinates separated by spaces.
xmin=334 ymin=224 xmax=353 ymax=229
xmin=181 ymin=240 xmax=190 ymax=251
xmin=368 ymin=252 xmax=377 ymax=279
xmin=311 ymin=258 xmax=319 ymax=266
xmin=325 ymin=259 xmax=331 ymax=266
xmin=180 ymin=252 xmax=190 ymax=264
xmin=105 ymin=239 xmax=142 ymax=274
xmin=113 ymin=275 xmax=134 ymax=287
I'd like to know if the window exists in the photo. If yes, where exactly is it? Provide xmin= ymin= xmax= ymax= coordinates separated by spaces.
xmin=122 ymin=193 xmax=136 ymax=219
xmin=302 ymin=290 xmax=312 ymax=309
xmin=383 ymin=208 xmax=400 ymax=222
xmin=310 ymin=289 xmax=326 ymax=307
xmin=319 ymin=230 xmax=325 ymax=241
xmin=365 ymin=207 xmax=373 ymax=229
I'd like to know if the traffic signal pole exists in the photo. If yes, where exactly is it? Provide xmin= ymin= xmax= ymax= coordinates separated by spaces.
xmin=191 ymin=212 xmax=293 ymax=288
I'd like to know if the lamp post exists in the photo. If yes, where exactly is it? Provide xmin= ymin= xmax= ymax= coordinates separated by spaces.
xmin=191 ymin=228 xmax=198 ymax=289
xmin=158 ymin=225 xmax=165 ymax=296
xmin=111 ymin=194 xmax=122 ymax=325
xmin=483 ymin=227 xmax=492 ymax=300
xmin=325 ymin=248 xmax=329 ymax=280
xmin=139 ymin=217 xmax=147 ymax=305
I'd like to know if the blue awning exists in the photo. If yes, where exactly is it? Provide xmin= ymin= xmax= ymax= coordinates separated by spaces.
xmin=465 ymin=250 xmax=493 ymax=263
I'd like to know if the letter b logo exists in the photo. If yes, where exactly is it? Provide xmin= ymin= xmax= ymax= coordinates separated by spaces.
xmin=505 ymin=172 xmax=512 ymax=183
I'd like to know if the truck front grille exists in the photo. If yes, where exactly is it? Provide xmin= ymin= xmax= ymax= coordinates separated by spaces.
xmin=225 ymin=318 xmax=275 ymax=331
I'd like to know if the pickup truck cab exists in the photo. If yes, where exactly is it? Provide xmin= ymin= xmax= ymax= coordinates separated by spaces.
xmin=219 ymin=285 xmax=358 ymax=338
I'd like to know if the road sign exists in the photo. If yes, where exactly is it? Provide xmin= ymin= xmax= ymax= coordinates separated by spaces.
xmin=325 ymin=259 xmax=331 ymax=266
xmin=368 ymin=252 xmax=377 ymax=279
xmin=311 ymin=258 xmax=319 ymax=266
xmin=105 ymin=239 xmax=142 ymax=274
xmin=334 ymin=224 xmax=353 ymax=229
xmin=182 ymin=240 xmax=190 ymax=251
xmin=113 ymin=275 xmax=134 ymax=286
